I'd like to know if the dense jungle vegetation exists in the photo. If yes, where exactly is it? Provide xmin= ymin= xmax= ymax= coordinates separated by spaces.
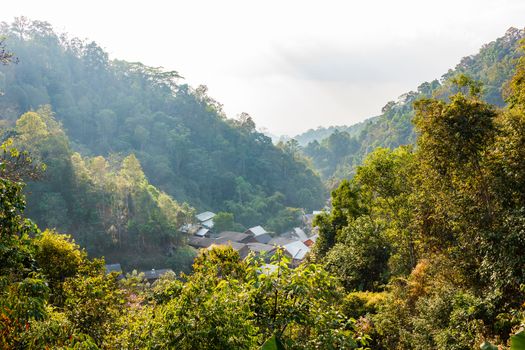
xmin=2 ymin=18 xmax=525 ymax=349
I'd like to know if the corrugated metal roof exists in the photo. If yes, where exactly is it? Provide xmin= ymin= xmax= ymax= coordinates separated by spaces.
xmin=246 ymin=225 xmax=267 ymax=236
xmin=254 ymin=233 xmax=272 ymax=244
xmin=246 ymin=242 xmax=276 ymax=253
xmin=188 ymin=236 xmax=215 ymax=248
xmin=196 ymin=211 xmax=216 ymax=222
xmin=215 ymin=231 xmax=250 ymax=243
xmin=195 ymin=227 xmax=209 ymax=237
xmin=201 ymin=218 xmax=214 ymax=229
xmin=293 ymin=227 xmax=308 ymax=241
xmin=284 ymin=241 xmax=310 ymax=260
xmin=268 ymin=236 xmax=295 ymax=247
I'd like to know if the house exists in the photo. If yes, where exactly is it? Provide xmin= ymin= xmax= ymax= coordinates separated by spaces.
xmin=292 ymin=227 xmax=308 ymax=241
xmin=245 ymin=225 xmax=272 ymax=244
xmin=180 ymin=223 xmax=200 ymax=233
xmin=245 ymin=225 xmax=267 ymax=236
xmin=303 ymin=233 xmax=319 ymax=247
xmin=201 ymin=218 xmax=214 ymax=229
xmin=215 ymin=231 xmax=251 ymax=244
xmin=245 ymin=242 xmax=276 ymax=259
xmin=195 ymin=227 xmax=210 ymax=237
xmin=196 ymin=211 xmax=215 ymax=228
xmin=283 ymin=241 xmax=310 ymax=263
xmin=196 ymin=211 xmax=216 ymax=222
xmin=268 ymin=236 xmax=295 ymax=247
xmin=188 ymin=236 xmax=216 ymax=249
xmin=142 ymin=268 xmax=174 ymax=282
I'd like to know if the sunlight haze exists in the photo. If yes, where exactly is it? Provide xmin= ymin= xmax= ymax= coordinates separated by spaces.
xmin=2 ymin=0 xmax=525 ymax=135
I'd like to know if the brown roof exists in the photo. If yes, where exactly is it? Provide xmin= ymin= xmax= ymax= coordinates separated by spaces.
xmin=215 ymin=231 xmax=251 ymax=244
xmin=268 ymin=236 xmax=295 ymax=247
xmin=246 ymin=242 xmax=276 ymax=253
xmin=253 ymin=233 xmax=272 ymax=244
xmin=188 ymin=236 xmax=215 ymax=248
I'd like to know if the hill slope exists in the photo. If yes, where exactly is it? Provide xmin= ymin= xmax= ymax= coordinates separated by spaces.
xmin=0 ymin=18 xmax=326 ymax=232
xmin=302 ymin=27 xmax=525 ymax=182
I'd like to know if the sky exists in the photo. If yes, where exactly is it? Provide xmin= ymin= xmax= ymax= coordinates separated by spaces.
xmin=2 ymin=1 xmax=525 ymax=136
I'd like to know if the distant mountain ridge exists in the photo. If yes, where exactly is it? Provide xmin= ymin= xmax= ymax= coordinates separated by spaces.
xmin=302 ymin=27 xmax=525 ymax=182
xmin=293 ymin=117 xmax=378 ymax=147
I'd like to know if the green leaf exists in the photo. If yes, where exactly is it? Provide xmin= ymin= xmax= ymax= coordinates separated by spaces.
xmin=261 ymin=335 xmax=286 ymax=350
xmin=511 ymin=330 xmax=525 ymax=350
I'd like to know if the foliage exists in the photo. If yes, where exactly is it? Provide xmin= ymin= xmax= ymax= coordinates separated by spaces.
xmin=312 ymin=52 xmax=525 ymax=348
xmin=1 ymin=157 xmax=368 ymax=348
xmin=6 ymin=107 xmax=194 ymax=271
xmin=0 ymin=18 xmax=325 ymax=234
xmin=63 ymin=271 xmax=125 ymax=345
xmin=0 ymin=36 xmax=16 ymax=65
xmin=324 ymin=217 xmax=390 ymax=291
xmin=312 ymin=179 xmax=364 ymax=257
xmin=213 ymin=211 xmax=245 ymax=232
xmin=3 ymin=16 xmax=525 ymax=350
xmin=34 ymin=229 xmax=87 ymax=305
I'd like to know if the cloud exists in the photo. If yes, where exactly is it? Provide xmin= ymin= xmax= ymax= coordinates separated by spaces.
xmin=271 ymin=37 xmax=475 ymax=86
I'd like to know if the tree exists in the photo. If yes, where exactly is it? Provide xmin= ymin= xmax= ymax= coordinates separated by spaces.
xmin=34 ymin=230 xmax=87 ymax=306
xmin=213 ymin=211 xmax=244 ymax=233
xmin=0 ymin=144 xmax=49 ymax=348
xmin=151 ymin=246 xmax=258 ymax=350
xmin=63 ymin=271 xmax=124 ymax=346
xmin=324 ymin=216 xmax=390 ymax=291
xmin=312 ymin=180 xmax=365 ymax=257
xmin=0 ymin=37 xmax=16 ymax=65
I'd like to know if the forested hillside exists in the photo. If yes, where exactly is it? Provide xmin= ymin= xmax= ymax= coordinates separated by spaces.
xmin=5 ymin=105 xmax=195 ymax=271
xmin=0 ymin=18 xmax=325 ymax=233
xmin=303 ymin=27 xmax=525 ymax=182
xmin=309 ymin=60 xmax=525 ymax=348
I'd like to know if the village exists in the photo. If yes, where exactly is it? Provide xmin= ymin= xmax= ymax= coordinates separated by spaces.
xmin=106 ymin=210 xmax=324 ymax=282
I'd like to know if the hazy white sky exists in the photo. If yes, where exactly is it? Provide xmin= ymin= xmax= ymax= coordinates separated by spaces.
xmin=2 ymin=0 xmax=525 ymax=135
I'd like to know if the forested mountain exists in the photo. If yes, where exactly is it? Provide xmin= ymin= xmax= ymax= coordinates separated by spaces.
xmin=293 ymin=118 xmax=377 ymax=147
xmin=0 ymin=18 xmax=325 ymax=235
xmin=303 ymin=27 xmax=525 ymax=182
